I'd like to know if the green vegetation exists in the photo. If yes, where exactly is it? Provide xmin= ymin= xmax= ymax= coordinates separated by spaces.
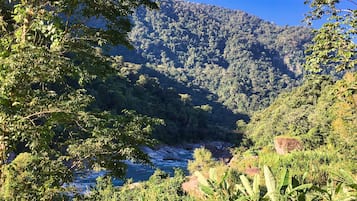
xmin=79 ymin=169 xmax=193 ymax=201
xmin=0 ymin=153 xmax=69 ymax=200
xmin=87 ymin=70 xmax=225 ymax=143
xmin=79 ymin=150 xmax=357 ymax=201
xmin=101 ymin=0 xmax=355 ymax=200
xmin=188 ymin=147 xmax=218 ymax=174
xmin=193 ymin=164 xmax=357 ymax=201
xmin=0 ymin=0 xmax=355 ymax=199
xmin=243 ymin=0 xmax=357 ymax=185
xmin=304 ymin=0 xmax=356 ymax=72
xmin=0 ymin=0 xmax=161 ymax=199
xmin=116 ymin=0 xmax=312 ymax=115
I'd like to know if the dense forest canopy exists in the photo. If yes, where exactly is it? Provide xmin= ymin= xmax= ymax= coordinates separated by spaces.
xmin=115 ymin=0 xmax=313 ymax=114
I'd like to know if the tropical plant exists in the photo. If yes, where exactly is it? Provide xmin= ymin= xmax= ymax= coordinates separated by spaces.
xmin=236 ymin=174 xmax=262 ymax=201
xmin=263 ymin=166 xmax=313 ymax=201
xmin=195 ymin=168 xmax=241 ymax=201
xmin=194 ymin=166 xmax=313 ymax=201
xmin=312 ymin=169 xmax=357 ymax=201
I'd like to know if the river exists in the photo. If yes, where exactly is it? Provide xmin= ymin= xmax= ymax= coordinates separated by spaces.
xmin=70 ymin=142 xmax=232 ymax=192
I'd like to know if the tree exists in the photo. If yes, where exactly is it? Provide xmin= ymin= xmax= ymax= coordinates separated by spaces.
xmin=304 ymin=0 xmax=356 ymax=72
xmin=0 ymin=0 xmax=160 ymax=198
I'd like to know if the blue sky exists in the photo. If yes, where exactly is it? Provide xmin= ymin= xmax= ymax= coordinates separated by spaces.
xmin=188 ymin=0 xmax=314 ymax=27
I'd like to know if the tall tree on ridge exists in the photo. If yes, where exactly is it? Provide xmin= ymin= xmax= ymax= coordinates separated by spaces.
xmin=304 ymin=0 xmax=356 ymax=73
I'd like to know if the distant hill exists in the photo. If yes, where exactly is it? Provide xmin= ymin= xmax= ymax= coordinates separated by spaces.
xmin=112 ymin=0 xmax=313 ymax=115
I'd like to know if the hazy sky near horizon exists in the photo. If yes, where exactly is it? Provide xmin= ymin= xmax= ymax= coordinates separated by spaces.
xmin=188 ymin=0 xmax=314 ymax=27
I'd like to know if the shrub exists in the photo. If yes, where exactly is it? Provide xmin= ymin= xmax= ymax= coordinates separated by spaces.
xmin=188 ymin=147 xmax=218 ymax=174
xmin=0 ymin=153 xmax=70 ymax=200
xmin=118 ymin=169 xmax=192 ymax=201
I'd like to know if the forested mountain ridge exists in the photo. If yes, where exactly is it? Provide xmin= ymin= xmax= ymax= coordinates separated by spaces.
xmin=87 ymin=60 xmax=240 ymax=143
xmin=114 ymin=0 xmax=313 ymax=114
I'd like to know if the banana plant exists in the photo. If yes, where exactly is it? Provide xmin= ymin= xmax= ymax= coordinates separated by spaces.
xmin=336 ymin=169 xmax=357 ymax=192
xmin=263 ymin=166 xmax=313 ymax=201
xmin=312 ymin=169 xmax=357 ymax=201
xmin=195 ymin=166 xmax=314 ymax=201
xmin=236 ymin=174 xmax=264 ymax=201
xmin=337 ymin=169 xmax=357 ymax=200
xmin=195 ymin=168 xmax=241 ymax=201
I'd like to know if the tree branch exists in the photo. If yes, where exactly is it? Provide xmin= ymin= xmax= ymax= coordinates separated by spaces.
xmin=337 ymin=8 xmax=356 ymax=14
xmin=75 ymin=120 xmax=89 ymax=132
xmin=24 ymin=109 xmax=68 ymax=120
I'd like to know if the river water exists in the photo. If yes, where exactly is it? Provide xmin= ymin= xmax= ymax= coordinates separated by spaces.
xmin=70 ymin=145 xmax=194 ymax=192
xmin=70 ymin=142 xmax=232 ymax=192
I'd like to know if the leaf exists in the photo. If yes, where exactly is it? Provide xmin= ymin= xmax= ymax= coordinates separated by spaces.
xmin=337 ymin=169 xmax=357 ymax=186
xmin=209 ymin=168 xmax=217 ymax=182
xmin=237 ymin=184 xmax=248 ymax=196
xmin=277 ymin=168 xmax=289 ymax=191
xmin=200 ymin=185 xmax=214 ymax=196
xmin=240 ymin=175 xmax=254 ymax=196
xmin=334 ymin=182 xmax=343 ymax=195
xmin=264 ymin=166 xmax=276 ymax=193
xmin=253 ymin=174 xmax=260 ymax=197
xmin=218 ymin=171 xmax=229 ymax=191
xmin=11 ymin=101 xmax=21 ymax=106
xmin=264 ymin=165 xmax=278 ymax=201
xmin=194 ymin=171 xmax=209 ymax=186
xmin=290 ymin=184 xmax=313 ymax=194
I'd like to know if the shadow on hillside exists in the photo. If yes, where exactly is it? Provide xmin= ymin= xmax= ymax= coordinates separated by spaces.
xmin=139 ymin=65 xmax=249 ymax=129
xmin=109 ymin=45 xmax=249 ymax=142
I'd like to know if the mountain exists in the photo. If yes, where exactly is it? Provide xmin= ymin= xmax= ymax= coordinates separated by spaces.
xmin=112 ymin=0 xmax=313 ymax=116
xmin=87 ymin=61 xmax=231 ymax=144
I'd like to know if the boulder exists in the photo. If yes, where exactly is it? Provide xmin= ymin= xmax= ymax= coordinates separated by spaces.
xmin=274 ymin=137 xmax=302 ymax=155
xmin=245 ymin=167 xmax=260 ymax=176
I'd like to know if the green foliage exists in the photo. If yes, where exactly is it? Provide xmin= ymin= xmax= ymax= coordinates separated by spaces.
xmin=78 ymin=169 xmax=193 ymax=201
xmin=262 ymin=166 xmax=313 ymax=201
xmin=188 ymin=147 xmax=218 ymax=174
xmin=77 ymin=176 xmax=120 ymax=201
xmin=118 ymin=169 xmax=192 ymax=201
xmin=193 ymin=166 xmax=314 ymax=201
xmin=88 ymin=72 xmax=218 ymax=144
xmin=246 ymin=75 xmax=335 ymax=149
xmin=226 ymin=1 xmax=357 ymax=200
xmin=329 ymin=72 xmax=357 ymax=160
xmin=67 ymin=110 xmax=163 ymax=178
xmin=257 ymin=148 xmax=357 ymax=185
xmin=236 ymin=120 xmax=247 ymax=133
xmin=304 ymin=0 xmax=356 ymax=72
xmin=236 ymin=174 xmax=262 ymax=201
xmin=247 ymin=72 xmax=356 ymax=155
xmin=0 ymin=0 xmax=161 ymax=198
xmin=245 ymin=72 xmax=356 ymax=185
xmin=117 ymin=0 xmax=312 ymax=115
xmin=193 ymin=165 xmax=356 ymax=200
xmin=312 ymin=170 xmax=357 ymax=200
xmin=0 ymin=153 xmax=70 ymax=200
xmin=79 ymin=164 xmax=356 ymax=201
xmin=195 ymin=168 xmax=241 ymax=201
